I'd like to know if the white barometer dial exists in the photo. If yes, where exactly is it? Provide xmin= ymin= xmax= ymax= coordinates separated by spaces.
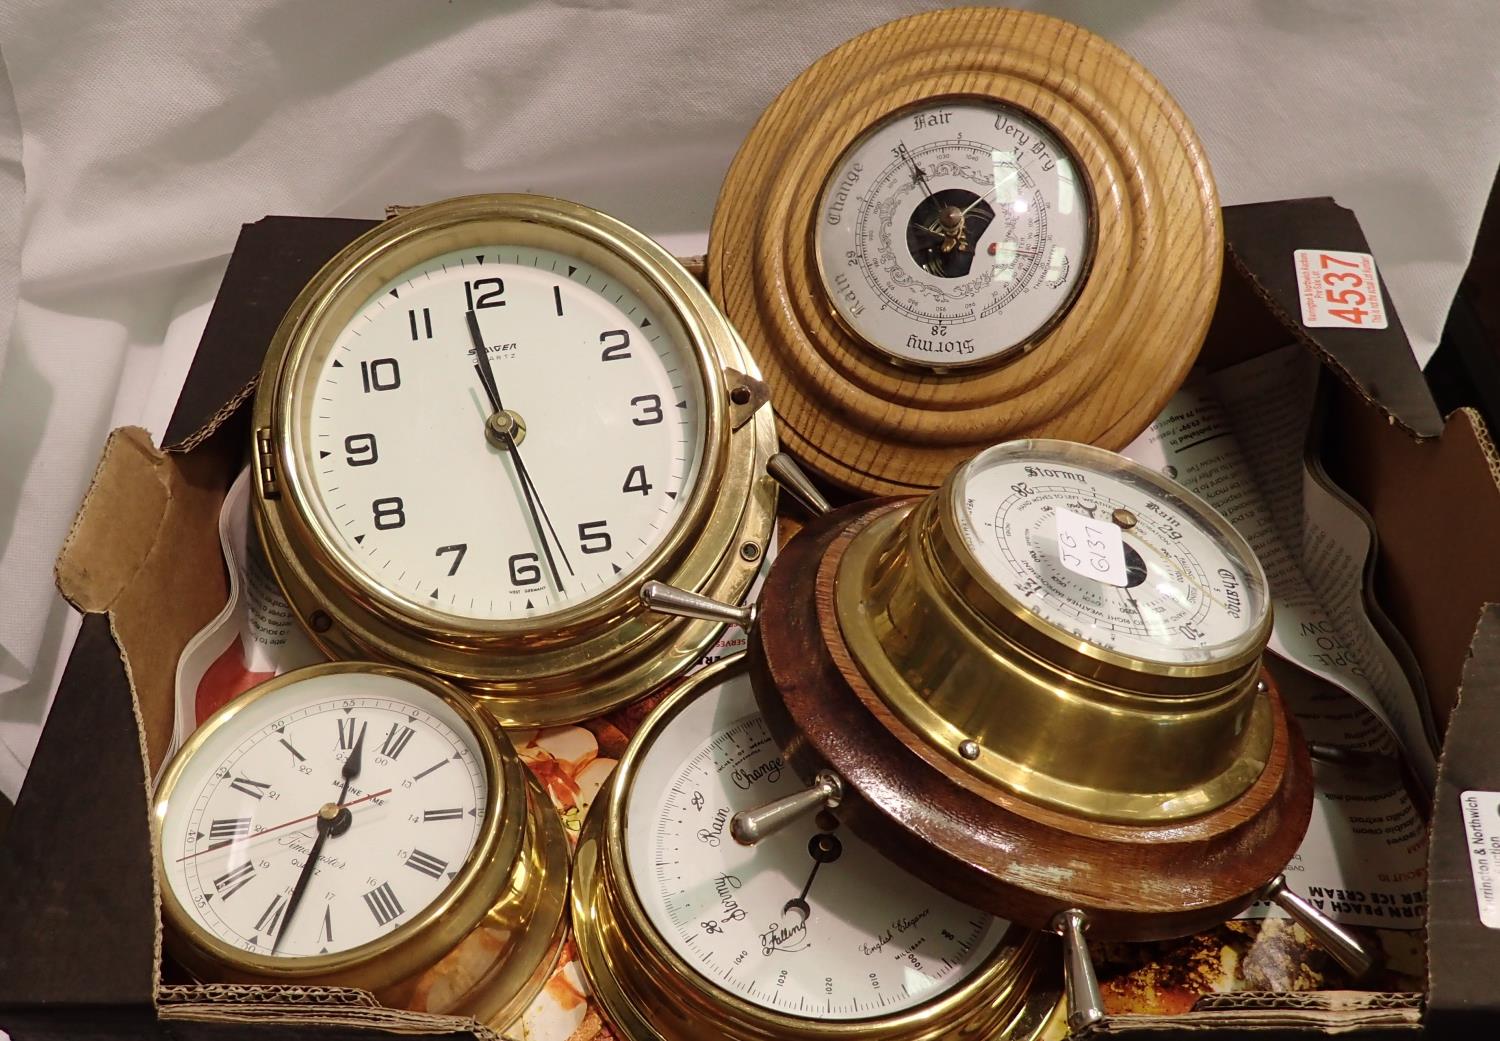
xmin=296 ymin=245 xmax=704 ymax=622
xmin=621 ymin=670 xmax=1008 ymax=1018
xmin=952 ymin=440 xmax=1268 ymax=666
xmin=158 ymin=668 xmax=488 ymax=958
xmin=816 ymin=101 xmax=1092 ymax=369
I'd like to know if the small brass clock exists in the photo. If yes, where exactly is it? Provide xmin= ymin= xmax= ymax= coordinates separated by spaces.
xmin=153 ymin=661 xmax=569 ymax=1028
xmin=252 ymin=194 xmax=777 ymax=726
xmin=709 ymin=8 xmax=1222 ymax=495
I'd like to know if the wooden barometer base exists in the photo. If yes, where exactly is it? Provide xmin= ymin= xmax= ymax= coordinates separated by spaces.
xmin=749 ymin=501 xmax=1315 ymax=941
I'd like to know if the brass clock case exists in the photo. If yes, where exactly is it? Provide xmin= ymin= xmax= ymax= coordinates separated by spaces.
xmin=153 ymin=661 xmax=570 ymax=1029
xmin=252 ymin=194 xmax=778 ymax=726
xmin=569 ymin=655 xmax=1062 ymax=1041
xmin=709 ymin=7 xmax=1222 ymax=495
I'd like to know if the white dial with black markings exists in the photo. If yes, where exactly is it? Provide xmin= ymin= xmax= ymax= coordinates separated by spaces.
xmin=817 ymin=101 xmax=1091 ymax=369
xmin=954 ymin=441 xmax=1269 ymax=665
xmin=159 ymin=670 xmax=488 ymax=958
xmin=623 ymin=671 xmax=1007 ymax=1018
xmin=296 ymin=245 xmax=705 ymax=621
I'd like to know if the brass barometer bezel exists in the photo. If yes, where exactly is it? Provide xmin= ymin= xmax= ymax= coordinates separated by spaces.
xmin=253 ymin=194 xmax=778 ymax=726
xmin=153 ymin=661 xmax=570 ymax=1028
xmin=570 ymin=654 xmax=1062 ymax=1041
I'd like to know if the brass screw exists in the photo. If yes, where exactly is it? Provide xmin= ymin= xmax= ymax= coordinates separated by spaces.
xmin=959 ymin=739 xmax=980 ymax=760
xmin=740 ymin=541 xmax=761 ymax=562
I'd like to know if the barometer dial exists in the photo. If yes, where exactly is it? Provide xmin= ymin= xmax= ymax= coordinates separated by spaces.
xmin=951 ymin=440 xmax=1268 ymax=668
xmin=622 ymin=670 xmax=1007 ymax=1018
xmin=817 ymin=102 xmax=1091 ymax=369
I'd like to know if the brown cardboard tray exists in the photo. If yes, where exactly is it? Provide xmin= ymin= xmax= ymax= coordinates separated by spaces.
xmin=1 ymin=198 xmax=1497 ymax=1039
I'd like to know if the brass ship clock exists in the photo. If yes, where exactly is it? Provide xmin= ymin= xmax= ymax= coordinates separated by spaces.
xmin=641 ymin=440 xmax=1377 ymax=1033
xmin=709 ymin=8 xmax=1223 ymax=495
xmin=153 ymin=661 xmax=570 ymax=1028
xmin=252 ymin=194 xmax=777 ymax=727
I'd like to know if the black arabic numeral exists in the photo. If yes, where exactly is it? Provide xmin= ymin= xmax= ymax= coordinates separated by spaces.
xmin=407 ymin=308 xmax=433 ymax=340
xmin=435 ymin=543 xmax=467 ymax=576
xmin=578 ymin=520 xmax=612 ymax=554
xmin=630 ymin=394 xmax=663 ymax=425
xmin=372 ymin=497 xmax=406 ymax=530
xmin=360 ymin=358 xmax=401 ymax=392
xmin=622 ymin=465 xmax=652 ymax=496
xmin=600 ymin=329 xmax=631 ymax=361
xmin=464 ymin=278 xmax=505 ymax=310
xmin=344 ymin=433 xmax=378 ymax=467
xmin=509 ymin=552 xmax=542 ymax=586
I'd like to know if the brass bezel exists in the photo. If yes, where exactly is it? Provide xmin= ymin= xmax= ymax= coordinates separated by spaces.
xmin=252 ymin=194 xmax=778 ymax=726
xmin=570 ymin=653 xmax=1061 ymax=1041
xmin=931 ymin=439 xmax=1273 ymax=691
xmin=810 ymin=95 xmax=1099 ymax=376
xmin=153 ymin=661 xmax=569 ymax=1025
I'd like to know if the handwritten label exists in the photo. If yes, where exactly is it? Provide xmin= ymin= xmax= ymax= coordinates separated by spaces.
xmin=1055 ymin=509 xmax=1127 ymax=586
xmin=1293 ymin=249 xmax=1388 ymax=330
xmin=1462 ymin=791 xmax=1500 ymax=928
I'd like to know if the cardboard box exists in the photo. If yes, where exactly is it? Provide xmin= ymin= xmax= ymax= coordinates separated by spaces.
xmin=2 ymin=198 xmax=1497 ymax=1039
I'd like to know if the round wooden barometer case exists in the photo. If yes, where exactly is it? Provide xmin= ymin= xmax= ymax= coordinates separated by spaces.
xmin=709 ymin=7 xmax=1223 ymax=495
xmin=153 ymin=662 xmax=570 ymax=1028
xmin=252 ymin=194 xmax=777 ymax=727
xmin=749 ymin=440 xmax=1309 ymax=941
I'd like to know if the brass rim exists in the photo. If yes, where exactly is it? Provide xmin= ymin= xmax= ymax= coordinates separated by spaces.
xmin=253 ymin=194 xmax=778 ymax=725
xmin=834 ymin=503 xmax=1274 ymax=823
xmin=570 ymin=653 xmax=1060 ymax=1041
xmin=153 ymin=661 xmax=566 ymax=1009
xmin=931 ymin=440 xmax=1273 ymax=689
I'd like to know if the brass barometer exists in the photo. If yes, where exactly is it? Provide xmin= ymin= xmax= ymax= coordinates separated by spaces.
xmin=642 ymin=440 xmax=1376 ymax=1032
xmin=153 ymin=661 xmax=569 ymax=1028
xmin=253 ymin=193 xmax=777 ymax=726
xmin=570 ymin=654 xmax=1061 ymax=1041
xmin=709 ymin=8 xmax=1222 ymax=494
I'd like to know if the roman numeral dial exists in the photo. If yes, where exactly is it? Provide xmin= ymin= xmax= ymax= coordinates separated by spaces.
xmin=159 ymin=673 xmax=489 ymax=961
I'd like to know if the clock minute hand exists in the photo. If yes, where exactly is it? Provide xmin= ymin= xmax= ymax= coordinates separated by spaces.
xmin=272 ymin=722 xmax=365 ymax=953
xmin=466 ymin=311 xmax=575 ymax=591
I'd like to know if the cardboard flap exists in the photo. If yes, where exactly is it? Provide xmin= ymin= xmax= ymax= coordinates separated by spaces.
xmin=55 ymin=427 xmax=173 ymax=614
xmin=1427 ymin=604 xmax=1500 ymax=1032
xmin=1322 ymin=402 xmax=1500 ymax=731
xmin=55 ymin=423 xmax=236 ymax=775
xmin=1216 ymin=197 xmax=1443 ymax=440
xmin=0 ymin=614 xmax=159 ymax=1011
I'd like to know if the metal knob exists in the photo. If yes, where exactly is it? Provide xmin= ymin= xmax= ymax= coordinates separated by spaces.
xmin=730 ymin=770 xmax=843 ymax=845
xmin=767 ymin=452 xmax=832 ymax=517
xmin=1261 ymin=874 xmax=1379 ymax=979
xmin=639 ymin=581 xmax=756 ymax=629
xmin=1051 ymin=908 xmax=1104 ymax=1033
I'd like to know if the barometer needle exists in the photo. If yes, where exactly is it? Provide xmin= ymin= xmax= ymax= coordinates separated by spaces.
xmin=273 ymin=722 xmax=366 ymax=953
xmin=466 ymin=310 xmax=574 ymax=591
xmin=782 ymin=831 xmax=842 ymax=922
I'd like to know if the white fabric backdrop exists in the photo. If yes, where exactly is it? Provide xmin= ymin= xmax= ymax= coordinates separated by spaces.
xmin=0 ymin=1 xmax=1496 ymax=800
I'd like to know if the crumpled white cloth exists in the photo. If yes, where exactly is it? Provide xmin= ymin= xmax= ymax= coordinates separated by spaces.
xmin=0 ymin=1 xmax=1496 ymax=800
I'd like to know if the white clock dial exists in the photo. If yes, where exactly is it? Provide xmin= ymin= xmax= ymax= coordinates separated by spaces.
xmin=817 ymin=101 xmax=1091 ymax=369
xmin=623 ymin=671 xmax=1007 ymax=1019
xmin=954 ymin=441 xmax=1268 ymax=666
xmin=293 ymin=245 xmax=706 ymax=622
xmin=160 ymin=671 xmax=488 ymax=958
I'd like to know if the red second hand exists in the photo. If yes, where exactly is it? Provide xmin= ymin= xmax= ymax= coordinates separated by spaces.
xmin=175 ymin=787 xmax=393 ymax=862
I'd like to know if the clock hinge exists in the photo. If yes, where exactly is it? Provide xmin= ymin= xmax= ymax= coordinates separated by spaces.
xmin=255 ymin=426 xmax=281 ymax=499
